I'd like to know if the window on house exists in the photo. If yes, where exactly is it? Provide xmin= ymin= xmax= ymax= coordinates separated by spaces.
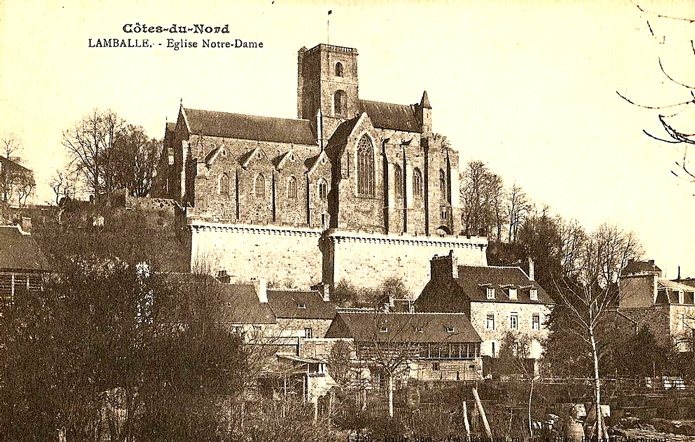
xmin=304 ymin=327 xmax=313 ymax=338
xmin=318 ymin=179 xmax=328 ymax=200
xmin=335 ymin=62 xmax=344 ymax=77
xmin=486 ymin=313 xmax=495 ymax=330
xmin=509 ymin=288 xmax=517 ymax=300
xmin=357 ymin=135 xmax=375 ymax=196
xmin=394 ymin=164 xmax=403 ymax=198
xmin=219 ymin=173 xmax=230 ymax=195
xmin=532 ymin=313 xmax=541 ymax=330
xmin=678 ymin=291 xmax=684 ymax=304
xmin=432 ymin=362 xmax=440 ymax=371
xmin=287 ymin=176 xmax=297 ymax=199
xmin=529 ymin=288 xmax=538 ymax=301
xmin=413 ymin=168 xmax=423 ymax=198
xmin=334 ymin=90 xmax=347 ymax=117
xmin=510 ymin=312 xmax=518 ymax=330
xmin=254 ymin=174 xmax=265 ymax=198
xmin=486 ymin=287 xmax=495 ymax=299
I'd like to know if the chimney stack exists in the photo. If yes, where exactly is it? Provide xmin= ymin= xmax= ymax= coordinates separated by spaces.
xmin=678 ymin=266 xmax=681 ymax=281
xmin=528 ymin=257 xmax=535 ymax=281
xmin=430 ymin=250 xmax=458 ymax=280
xmin=252 ymin=278 xmax=267 ymax=303
xmin=216 ymin=269 xmax=231 ymax=284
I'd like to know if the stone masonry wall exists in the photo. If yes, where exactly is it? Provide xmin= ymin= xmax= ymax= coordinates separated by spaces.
xmin=321 ymin=229 xmax=488 ymax=298
xmin=470 ymin=301 xmax=551 ymax=358
xmin=189 ymin=222 xmax=324 ymax=288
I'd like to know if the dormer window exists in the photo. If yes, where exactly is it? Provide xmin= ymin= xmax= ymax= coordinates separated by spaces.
xmin=486 ymin=287 xmax=495 ymax=299
xmin=529 ymin=288 xmax=538 ymax=301
xmin=445 ymin=326 xmax=455 ymax=333
xmin=508 ymin=288 xmax=517 ymax=300
xmin=297 ymin=303 xmax=306 ymax=309
xmin=380 ymin=327 xmax=388 ymax=333
xmin=414 ymin=326 xmax=424 ymax=333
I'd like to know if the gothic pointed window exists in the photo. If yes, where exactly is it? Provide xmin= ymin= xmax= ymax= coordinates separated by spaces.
xmin=335 ymin=62 xmax=344 ymax=77
xmin=394 ymin=164 xmax=403 ymax=198
xmin=219 ymin=173 xmax=230 ymax=195
xmin=254 ymin=174 xmax=265 ymax=198
xmin=318 ymin=179 xmax=328 ymax=200
xmin=413 ymin=168 xmax=423 ymax=199
xmin=439 ymin=169 xmax=447 ymax=201
xmin=357 ymin=135 xmax=375 ymax=197
xmin=334 ymin=90 xmax=347 ymax=117
xmin=287 ymin=176 xmax=297 ymax=199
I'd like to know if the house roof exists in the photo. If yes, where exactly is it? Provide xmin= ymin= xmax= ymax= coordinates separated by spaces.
xmin=162 ymin=274 xmax=277 ymax=324
xmin=326 ymin=115 xmax=361 ymax=150
xmin=358 ymin=99 xmax=421 ymax=132
xmin=325 ymin=311 xmax=482 ymax=343
xmin=676 ymin=278 xmax=695 ymax=289
xmin=267 ymin=289 xmax=336 ymax=320
xmin=183 ymin=107 xmax=317 ymax=145
xmin=455 ymin=265 xmax=554 ymax=304
xmin=0 ymin=225 xmax=51 ymax=272
xmin=218 ymin=284 xmax=277 ymax=324
xmin=658 ymin=279 xmax=694 ymax=292
xmin=622 ymin=260 xmax=662 ymax=276
xmin=0 ymin=155 xmax=31 ymax=173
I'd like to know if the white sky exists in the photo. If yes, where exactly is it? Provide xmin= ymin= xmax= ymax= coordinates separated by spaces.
xmin=1 ymin=0 xmax=694 ymax=277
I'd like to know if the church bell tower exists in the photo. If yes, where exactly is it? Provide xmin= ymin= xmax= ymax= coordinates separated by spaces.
xmin=297 ymin=44 xmax=359 ymax=144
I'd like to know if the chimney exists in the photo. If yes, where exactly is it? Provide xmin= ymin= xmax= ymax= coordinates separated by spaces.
xmin=312 ymin=282 xmax=331 ymax=302
xmin=430 ymin=250 xmax=458 ymax=280
xmin=678 ymin=266 xmax=682 ymax=281
xmin=216 ymin=269 xmax=231 ymax=284
xmin=19 ymin=217 xmax=32 ymax=234
xmin=252 ymin=278 xmax=267 ymax=303
xmin=528 ymin=257 xmax=535 ymax=281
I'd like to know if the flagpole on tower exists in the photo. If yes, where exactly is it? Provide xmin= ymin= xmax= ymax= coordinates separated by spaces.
xmin=327 ymin=10 xmax=332 ymax=44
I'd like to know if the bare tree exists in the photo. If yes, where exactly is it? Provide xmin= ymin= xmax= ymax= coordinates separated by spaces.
xmin=552 ymin=224 xmax=643 ymax=442
xmin=62 ymin=109 xmax=125 ymax=197
xmin=498 ymin=331 xmax=536 ymax=437
xmin=1 ymin=133 xmax=22 ymax=160
xmin=617 ymin=2 xmax=695 ymax=187
xmin=49 ymin=169 xmax=78 ymax=205
xmin=507 ymin=183 xmax=532 ymax=243
xmin=460 ymin=161 xmax=505 ymax=238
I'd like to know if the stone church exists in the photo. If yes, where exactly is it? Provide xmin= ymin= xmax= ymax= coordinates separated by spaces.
xmin=153 ymin=43 xmax=487 ymax=296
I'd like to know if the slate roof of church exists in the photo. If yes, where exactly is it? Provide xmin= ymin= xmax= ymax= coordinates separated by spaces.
xmin=0 ymin=225 xmax=51 ymax=272
xmin=183 ymin=108 xmax=317 ymax=145
xmin=267 ymin=289 xmax=336 ymax=320
xmin=325 ymin=116 xmax=361 ymax=151
xmin=325 ymin=311 xmax=482 ymax=343
xmin=358 ymin=99 xmax=421 ymax=132
xmin=455 ymin=266 xmax=554 ymax=304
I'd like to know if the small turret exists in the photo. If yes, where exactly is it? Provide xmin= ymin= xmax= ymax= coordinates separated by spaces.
xmin=417 ymin=90 xmax=432 ymax=134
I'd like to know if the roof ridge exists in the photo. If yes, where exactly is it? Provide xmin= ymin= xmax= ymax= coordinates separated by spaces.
xmin=184 ymin=107 xmax=312 ymax=124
